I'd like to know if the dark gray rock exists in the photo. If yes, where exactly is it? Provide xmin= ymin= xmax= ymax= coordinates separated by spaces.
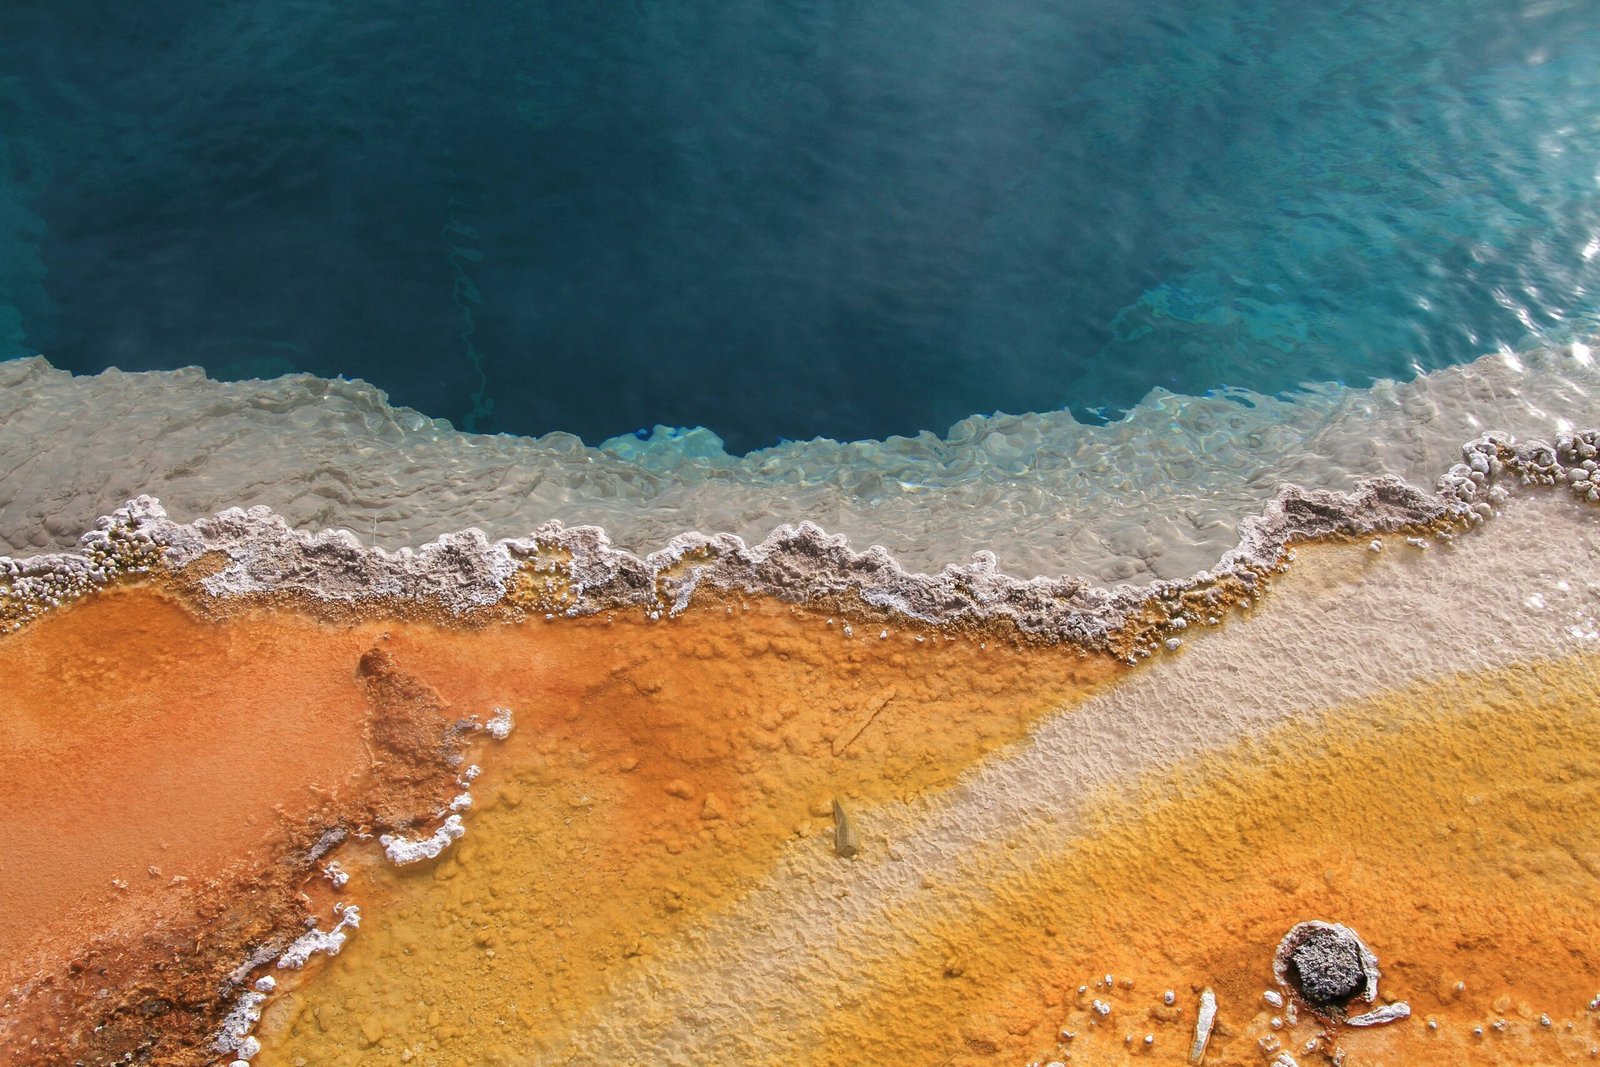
xmin=1272 ymin=921 xmax=1380 ymax=1013
xmin=1290 ymin=928 xmax=1366 ymax=1004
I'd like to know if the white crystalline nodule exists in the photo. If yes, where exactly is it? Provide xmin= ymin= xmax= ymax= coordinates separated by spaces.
xmin=485 ymin=706 xmax=514 ymax=739
xmin=380 ymin=815 xmax=465 ymax=865
xmin=277 ymin=905 xmax=362 ymax=969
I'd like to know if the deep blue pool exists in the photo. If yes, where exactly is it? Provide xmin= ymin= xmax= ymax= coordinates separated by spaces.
xmin=1 ymin=0 xmax=1598 ymax=452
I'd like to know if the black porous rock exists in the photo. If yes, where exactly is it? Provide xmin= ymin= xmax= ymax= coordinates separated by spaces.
xmin=1272 ymin=920 xmax=1380 ymax=1014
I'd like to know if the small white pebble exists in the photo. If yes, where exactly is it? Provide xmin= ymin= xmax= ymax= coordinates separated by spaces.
xmin=878 ymin=629 xmax=888 ymax=639
xmin=1264 ymin=990 xmax=1284 ymax=1008
xmin=1541 ymin=1014 xmax=1552 ymax=1027
xmin=1164 ymin=638 xmax=1181 ymax=651
xmin=1144 ymin=1034 xmax=1154 ymax=1047
xmin=1368 ymin=539 xmax=1383 ymax=553
xmin=1092 ymin=999 xmax=1111 ymax=1018
xmin=1271 ymin=1016 xmax=1283 ymax=1030
xmin=1162 ymin=990 xmax=1176 ymax=1006
xmin=1427 ymin=1017 xmax=1438 ymax=1031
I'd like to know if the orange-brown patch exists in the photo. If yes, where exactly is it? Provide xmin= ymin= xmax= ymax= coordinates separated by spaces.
xmin=0 ymin=588 xmax=478 ymax=1065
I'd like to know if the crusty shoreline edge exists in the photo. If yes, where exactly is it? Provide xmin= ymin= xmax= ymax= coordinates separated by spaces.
xmin=1 ymin=429 xmax=1592 ymax=651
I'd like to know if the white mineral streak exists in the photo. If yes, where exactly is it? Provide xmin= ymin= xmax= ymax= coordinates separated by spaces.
xmin=1346 ymin=1002 xmax=1411 ymax=1027
xmin=276 ymin=905 xmax=361 ymax=970
xmin=1191 ymin=988 xmax=1218 ymax=1065
xmin=379 ymin=815 xmax=465 ymax=865
xmin=213 ymin=990 xmax=267 ymax=1058
xmin=2 ymin=343 xmax=1598 ymax=584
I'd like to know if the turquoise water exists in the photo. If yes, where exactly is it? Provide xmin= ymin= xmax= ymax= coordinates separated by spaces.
xmin=0 ymin=1 xmax=1597 ymax=453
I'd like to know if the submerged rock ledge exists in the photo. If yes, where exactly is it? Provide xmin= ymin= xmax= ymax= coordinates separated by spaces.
xmin=5 ymin=344 xmax=1599 ymax=585
xmin=1 ymin=429 xmax=1592 ymax=649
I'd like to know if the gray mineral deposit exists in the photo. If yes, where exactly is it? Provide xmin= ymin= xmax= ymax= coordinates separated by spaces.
xmin=1272 ymin=921 xmax=1381 ymax=1013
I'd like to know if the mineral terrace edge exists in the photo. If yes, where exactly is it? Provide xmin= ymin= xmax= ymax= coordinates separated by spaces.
xmin=2 ymin=429 xmax=1594 ymax=650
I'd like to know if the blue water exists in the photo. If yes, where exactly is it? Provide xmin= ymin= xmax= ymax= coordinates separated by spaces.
xmin=1 ymin=1 xmax=1598 ymax=453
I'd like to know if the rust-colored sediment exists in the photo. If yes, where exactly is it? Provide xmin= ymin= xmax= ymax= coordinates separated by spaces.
xmin=0 ymin=587 xmax=475 ymax=1066
xmin=826 ymin=655 xmax=1600 ymax=1066
xmin=0 ymin=583 xmax=1124 ymax=1065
